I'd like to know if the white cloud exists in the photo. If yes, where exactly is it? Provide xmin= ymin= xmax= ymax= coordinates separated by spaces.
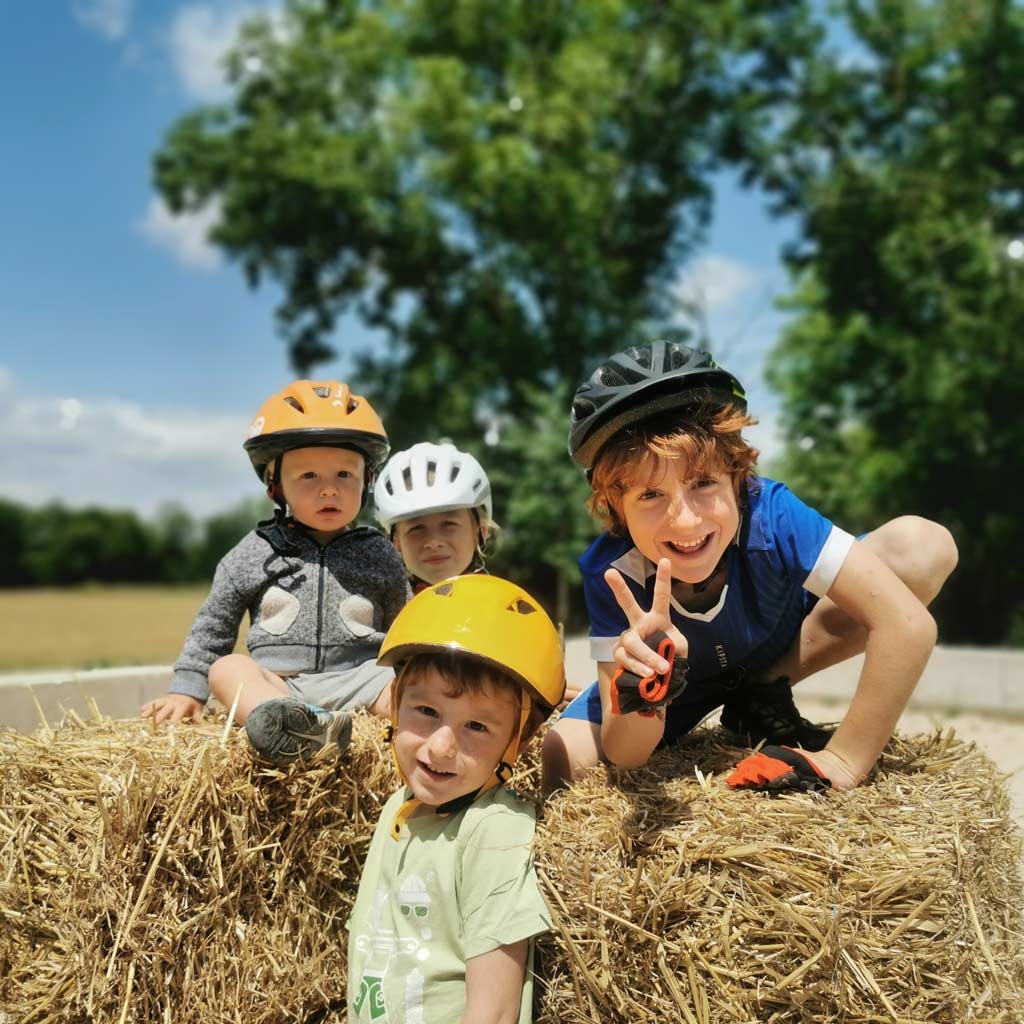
xmin=169 ymin=4 xmax=273 ymax=102
xmin=673 ymin=254 xmax=763 ymax=313
xmin=0 ymin=370 xmax=255 ymax=518
xmin=137 ymin=196 xmax=222 ymax=271
xmin=73 ymin=0 xmax=133 ymax=40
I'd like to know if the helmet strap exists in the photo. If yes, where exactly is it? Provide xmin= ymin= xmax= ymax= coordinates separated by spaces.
xmin=267 ymin=458 xmax=287 ymax=511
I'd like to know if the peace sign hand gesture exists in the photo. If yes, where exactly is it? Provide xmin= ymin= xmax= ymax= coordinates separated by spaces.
xmin=604 ymin=558 xmax=689 ymax=715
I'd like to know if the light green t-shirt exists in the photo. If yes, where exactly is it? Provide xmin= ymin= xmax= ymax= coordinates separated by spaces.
xmin=347 ymin=785 xmax=551 ymax=1023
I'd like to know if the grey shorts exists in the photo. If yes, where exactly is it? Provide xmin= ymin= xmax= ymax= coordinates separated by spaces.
xmin=286 ymin=659 xmax=394 ymax=712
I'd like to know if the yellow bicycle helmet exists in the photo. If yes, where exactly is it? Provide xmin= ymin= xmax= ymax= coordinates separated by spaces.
xmin=378 ymin=574 xmax=566 ymax=836
xmin=244 ymin=380 xmax=390 ymax=486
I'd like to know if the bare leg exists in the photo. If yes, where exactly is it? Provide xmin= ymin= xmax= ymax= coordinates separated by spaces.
xmin=208 ymin=653 xmax=290 ymax=724
xmin=773 ymin=515 xmax=958 ymax=684
xmin=368 ymin=676 xmax=395 ymax=718
xmin=541 ymin=717 xmax=603 ymax=793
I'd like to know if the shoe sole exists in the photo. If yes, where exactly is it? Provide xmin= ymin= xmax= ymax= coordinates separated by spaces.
xmin=245 ymin=699 xmax=353 ymax=764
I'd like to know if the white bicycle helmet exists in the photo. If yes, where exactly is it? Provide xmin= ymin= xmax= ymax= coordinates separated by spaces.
xmin=374 ymin=442 xmax=492 ymax=531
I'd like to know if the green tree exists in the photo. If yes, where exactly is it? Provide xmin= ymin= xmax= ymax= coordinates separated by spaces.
xmin=26 ymin=505 xmax=160 ymax=585
xmin=191 ymin=498 xmax=275 ymax=581
xmin=729 ymin=0 xmax=1024 ymax=644
xmin=153 ymin=0 xmax=817 ymax=442
xmin=484 ymin=387 xmax=598 ymax=628
xmin=151 ymin=503 xmax=202 ymax=583
xmin=0 ymin=500 xmax=32 ymax=586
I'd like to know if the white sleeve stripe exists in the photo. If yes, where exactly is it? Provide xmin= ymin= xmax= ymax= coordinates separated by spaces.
xmin=590 ymin=637 xmax=619 ymax=663
xmin=805 ymin=526 xmax=855 ymax=597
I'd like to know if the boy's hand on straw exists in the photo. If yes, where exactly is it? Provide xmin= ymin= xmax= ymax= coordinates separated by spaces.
xmin=727 ymin=745 xmax=831 ymax=794
xmin=605 ymin=557 xmax=688 ymax=682
xmin=140 ymin=694 xmax=205 ymax=727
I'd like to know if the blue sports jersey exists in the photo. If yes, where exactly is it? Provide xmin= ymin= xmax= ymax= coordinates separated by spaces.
xmin=580 ymin=478 xmax=854 ymax=684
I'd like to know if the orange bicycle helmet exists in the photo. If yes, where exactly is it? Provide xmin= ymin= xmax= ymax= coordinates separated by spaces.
xmin=243 ymin=381 xmax=390 ymax=487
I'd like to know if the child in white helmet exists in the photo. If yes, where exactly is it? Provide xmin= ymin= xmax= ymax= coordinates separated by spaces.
xmin=373 ymin=441 xmax=495 ymax=590
xmin=348 ymin=574 xmax=566 ymax=1024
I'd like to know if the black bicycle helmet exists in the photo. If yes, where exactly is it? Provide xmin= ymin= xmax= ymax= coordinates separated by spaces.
xmin=568 ymin=342 xmax=746 ymax=470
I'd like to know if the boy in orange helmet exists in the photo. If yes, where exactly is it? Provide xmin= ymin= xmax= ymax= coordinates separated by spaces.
xmin=141 ymin=381 xmax=410 ymax=763
xmin=348 ymin=574 xmax=565 ymax=1024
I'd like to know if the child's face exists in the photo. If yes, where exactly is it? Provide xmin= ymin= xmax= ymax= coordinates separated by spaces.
xmin=394 ymin=667 xmax=519 ymax=812
xmin=620 ymin=454 xmax=740 ymax=585
xmin=278 ymin=446 xmax=365 ymax=540
xmin=393 ymin=508 xmax=479 ymax=584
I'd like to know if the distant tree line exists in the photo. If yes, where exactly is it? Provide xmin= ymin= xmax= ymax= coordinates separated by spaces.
xmin=0 ymin=498 xmax=266 ymax=591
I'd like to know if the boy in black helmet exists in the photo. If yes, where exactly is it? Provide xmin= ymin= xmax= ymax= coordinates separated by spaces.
xmin=542 ymin=342 xmax=958 ymax=793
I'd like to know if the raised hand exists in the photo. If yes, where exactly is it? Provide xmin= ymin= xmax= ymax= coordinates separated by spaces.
xmin=604 ymin=557 xmax=688 ymax=681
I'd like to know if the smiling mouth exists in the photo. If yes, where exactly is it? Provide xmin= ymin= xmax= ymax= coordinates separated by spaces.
xmin=666 ymin=535 xmax=713 ymax=556
xmin=418 ymin=761 xmax=455 ymax=780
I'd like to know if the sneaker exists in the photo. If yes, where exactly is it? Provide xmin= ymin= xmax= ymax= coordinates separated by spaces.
xmin=719 ymin=676 xmax=834 ymax=751
xmin=244 ymin=698 xmax=353 ymax=765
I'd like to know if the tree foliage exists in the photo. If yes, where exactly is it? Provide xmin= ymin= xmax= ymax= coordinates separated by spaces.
xmin=148 ymin=0 xmax=1024 ymax=643
xmin=725 ymin=0 xmax=1024 ymax=642
xmin=152 ymin=0 xmax=817 ymax=607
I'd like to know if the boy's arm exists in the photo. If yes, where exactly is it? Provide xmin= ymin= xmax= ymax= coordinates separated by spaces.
xmin=599 ymin=558 xmax=688 ymax=768
xmin=461 ymin=940 xmax=528 ymax=1024
xmin=597 ymin=660 xmax=667 ymax=768
xmin=145 ymin=551 xmax=252 ymax=716
xmin=808 ymin=543 xmax=937 ymax=790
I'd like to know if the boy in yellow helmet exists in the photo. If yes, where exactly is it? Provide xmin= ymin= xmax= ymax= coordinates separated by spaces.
xmin=348 ymin=574 xmax=565 ymax=1024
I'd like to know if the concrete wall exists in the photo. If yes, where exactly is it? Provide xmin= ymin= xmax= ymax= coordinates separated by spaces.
xmin=0 ymin=643 xmax=1021 ymax=733
xmin=562 ymin=641 xmax=1024 ymax=715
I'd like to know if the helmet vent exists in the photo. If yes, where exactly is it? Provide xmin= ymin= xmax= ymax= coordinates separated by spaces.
xmin=347 ymin=398 xmax=360 ymax=413
xmin=667 ymin=344 xmax=698 ymax=371
xmin=628 ymin=345 xmax=652 ymax=370
xmin=598 ymin=366 xmax=630 ymax=387
xmin=508 ymin=599 xmax=537 ymax=616
xmin=401 ymin=466 xmax=413 ymax=491
xmin=313 ymin=386 xmax=331 ymax=398
xmin=434 ymin=582 xmax=455 ymax=596
xmin=284 ymin=397 xmax=303 ymax=412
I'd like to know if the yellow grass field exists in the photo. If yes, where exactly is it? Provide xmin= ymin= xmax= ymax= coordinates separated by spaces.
xmin=0 ymin=585 xmax=247 ymax=672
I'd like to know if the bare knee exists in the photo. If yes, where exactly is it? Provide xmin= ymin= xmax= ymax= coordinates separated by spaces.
xmin=540 ymin=720 xmax=602 ymax=795
xmin=863 ymin=515 xmax=958 ymax=604
xmin=368 ymin=678 xmax=395 ymax=718
xmin=208 ymin=653 xmax=258 ymax=703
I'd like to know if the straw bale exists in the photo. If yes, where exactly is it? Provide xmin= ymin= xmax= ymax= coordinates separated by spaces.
xmin=1 ymin=711 xmax=1022 ymax=1024
xmin=0 ymin=711 xmax=396 ymax=1024
xmin=534 ymin=729 xmax=1024 ymax=1023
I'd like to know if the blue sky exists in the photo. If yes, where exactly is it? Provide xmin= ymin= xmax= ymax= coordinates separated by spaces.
xmin=2 ymin=1 xmax=797 ymax=519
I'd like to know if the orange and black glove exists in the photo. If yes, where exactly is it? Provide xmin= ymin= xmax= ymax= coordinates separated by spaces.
xmin=727 ymin=745 xmax=831 ymax=794
xmin=610 ymin=631 xmax=689 ymax=717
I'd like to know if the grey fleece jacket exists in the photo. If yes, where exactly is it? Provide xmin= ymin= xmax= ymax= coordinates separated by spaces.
xmin=170 ymin=516 xmax=411 ymax=703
